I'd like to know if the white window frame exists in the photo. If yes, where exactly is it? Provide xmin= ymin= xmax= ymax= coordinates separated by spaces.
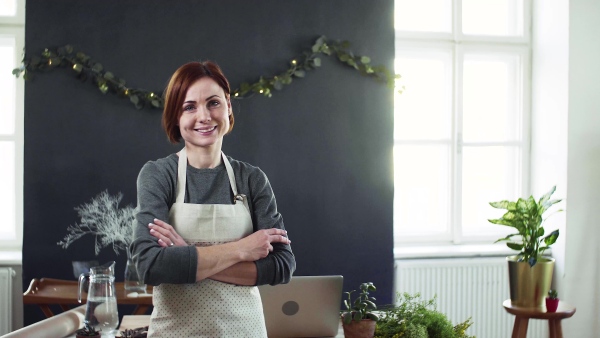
xmin=0 ymin=0 xmax=25 ymax=251
xmin=394 ymin=0 xmax=532 ymax=250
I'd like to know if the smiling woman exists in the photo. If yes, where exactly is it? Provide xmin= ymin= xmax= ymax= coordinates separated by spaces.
xmin=130 ymin=61 xmax=296 ymax=337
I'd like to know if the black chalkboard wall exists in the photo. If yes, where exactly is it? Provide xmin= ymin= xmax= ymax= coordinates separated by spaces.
xmin=23 ymin=0 xmax=395 ymax=326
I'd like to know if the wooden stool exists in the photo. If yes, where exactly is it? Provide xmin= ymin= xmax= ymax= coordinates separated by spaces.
xmin=503 ymin=299 xmax=576 ymax=338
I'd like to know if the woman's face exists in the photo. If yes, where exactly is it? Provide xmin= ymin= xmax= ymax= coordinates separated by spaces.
xmin=179 ymin=77 xmax=231 ymax=150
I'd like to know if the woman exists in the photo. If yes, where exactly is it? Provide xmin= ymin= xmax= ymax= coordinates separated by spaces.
xmin=130 ymin=61 xmax=295 ymax=337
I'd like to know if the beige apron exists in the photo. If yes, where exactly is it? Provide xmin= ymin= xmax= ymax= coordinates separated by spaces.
xmin=148 ymin=148 xmax=267 ymax=338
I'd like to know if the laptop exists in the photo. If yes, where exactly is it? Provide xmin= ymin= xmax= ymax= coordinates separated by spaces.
xmin=258 ymin=275 xmax=344 ymax=338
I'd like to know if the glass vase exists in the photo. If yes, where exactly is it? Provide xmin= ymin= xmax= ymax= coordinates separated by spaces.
xmin=124 ymin=254 xmax=146 ymax=293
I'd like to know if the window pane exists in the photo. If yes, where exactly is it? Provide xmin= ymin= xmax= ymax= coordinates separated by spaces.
xmin=394 ymin=144 xmax=451 ymax=239
xmin=0 ymin=0 xmax=17 ymax=17
xmin=462 ymin=0 xmax=524 ymax=36
xmin=462 ymin=53 xmax=521 ymax=142
xmin=0 ymin=141 xmax=15 ymax=240
xmin=461 ymin=146 xmax=520 ymax=237
xmin=395 ymin=52 xmax=452 ymax=140
xmin=0 ymin=35 xmax=16 ymax=135
xmin=395 ymin=0 xmax=452 ymax=33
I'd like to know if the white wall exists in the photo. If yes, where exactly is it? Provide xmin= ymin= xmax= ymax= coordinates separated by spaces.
xmin=564 ymin=0 xmax=600 ymax=334
xmin=533 ymin=0 xmax=600 ymax=335
xmin=531 ymin=0 xmax=569 ymax=281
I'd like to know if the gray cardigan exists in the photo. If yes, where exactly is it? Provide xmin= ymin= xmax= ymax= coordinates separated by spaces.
xmin=130 ymin=153 xmax=295 ymax=286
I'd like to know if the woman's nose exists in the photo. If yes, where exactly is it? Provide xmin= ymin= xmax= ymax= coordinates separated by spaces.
xmin=196 ymin=108 xmax=211 ymax=122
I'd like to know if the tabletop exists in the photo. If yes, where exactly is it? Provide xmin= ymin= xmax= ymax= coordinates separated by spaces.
xmin=118 ymin=315 xmax=346 ymax=337
xmin=24 ymin=278 xmax=153 ymax=305
xmin=23 ymin=278 xmax=153 ymax=317
xmin=502 ymin=299 xmax=576 ymax=320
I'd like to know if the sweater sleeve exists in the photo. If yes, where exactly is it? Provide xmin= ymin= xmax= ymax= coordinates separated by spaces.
xmin=129 ymin=160 xmax=198 ymax=285
xmin=248 ymin=167 xmax=296 ymax=286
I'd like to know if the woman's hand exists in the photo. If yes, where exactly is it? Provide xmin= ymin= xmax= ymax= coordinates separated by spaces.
xmin=148 ymin=218 xmax=187 ymax=247
xmin=237 ymin=229 xmax=291 ymax=261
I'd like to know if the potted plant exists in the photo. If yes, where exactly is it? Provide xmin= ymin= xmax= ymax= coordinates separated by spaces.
xmin=75 ymin=323 xmax=100 ymax=338
xmin=546 ymin=289 xmax=559 ymax=312
xmin=488 ymin=185 xmax=563 ymax=307
xmin=341 ymin=282 xmax=379 ymax=338
xmin=57 ymin=190 xmax=146 ymax=292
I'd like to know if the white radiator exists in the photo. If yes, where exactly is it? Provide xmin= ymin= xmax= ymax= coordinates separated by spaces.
xmin=394 ymin=257 xmax=547 ymax=338
xmin=0 ymin=267 xmax=14 ymax=335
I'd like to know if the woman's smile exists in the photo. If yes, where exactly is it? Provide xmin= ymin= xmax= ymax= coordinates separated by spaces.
xmin=194 ymin=125 xmax=217 ymax=134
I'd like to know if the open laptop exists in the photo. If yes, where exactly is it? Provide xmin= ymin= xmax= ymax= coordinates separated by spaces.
xmin=258 ymin=275 xmax=344 ymax=338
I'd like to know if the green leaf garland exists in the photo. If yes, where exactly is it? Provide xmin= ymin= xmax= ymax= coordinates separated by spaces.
xmin=13 ymin=36 xmax=401 ymax=110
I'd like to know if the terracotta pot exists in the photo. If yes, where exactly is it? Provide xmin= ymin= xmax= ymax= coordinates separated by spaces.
xmin=342 ymin=319 xmax=376 ymax=338
xmin=546 ymin=297 xmax=559 ymax=312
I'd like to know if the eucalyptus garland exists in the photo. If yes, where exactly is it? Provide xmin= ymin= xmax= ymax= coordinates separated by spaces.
xmin=12 ymin=36 xmax=400 ymax=110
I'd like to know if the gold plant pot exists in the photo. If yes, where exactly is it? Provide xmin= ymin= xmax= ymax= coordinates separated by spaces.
xmin=507 ymin=255 xmax=555 ymax=308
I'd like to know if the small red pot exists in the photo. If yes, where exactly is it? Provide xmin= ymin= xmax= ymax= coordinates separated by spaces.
xmin=545 ymin=297 xmax=559 ymax=312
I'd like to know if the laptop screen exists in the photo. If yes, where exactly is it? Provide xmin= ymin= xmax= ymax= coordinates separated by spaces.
xmin=258 ymin=275 xmax=344 ymax=338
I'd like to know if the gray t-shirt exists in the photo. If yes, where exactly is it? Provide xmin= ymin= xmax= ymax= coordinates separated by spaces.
xmin=130 ymin=153 xmax=295 ymax=286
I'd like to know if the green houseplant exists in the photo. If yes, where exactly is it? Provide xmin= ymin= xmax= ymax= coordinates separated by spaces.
xmin=488 ymin=185 xmax=563 ymax=267
xmin=488 ymin=185 xmax=563 ymax=307
xmin=341 ymin=282 xmax=379 ymax=338
xmin=375 ymin=293 xmax=474 ymax=338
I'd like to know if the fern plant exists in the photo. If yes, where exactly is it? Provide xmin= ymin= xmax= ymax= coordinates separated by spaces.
xmin=375 ymin=293 xmax=474 ymax=338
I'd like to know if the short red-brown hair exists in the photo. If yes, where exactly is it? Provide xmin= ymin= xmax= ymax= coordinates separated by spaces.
xmin=162 ymin=61 xmax=234 ymax=144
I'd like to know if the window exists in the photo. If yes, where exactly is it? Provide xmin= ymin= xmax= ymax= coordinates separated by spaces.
xmin=394 ymin=0 xmax=531 ymax=246
xmin=0 ymin=0 xmax=24 ymax=250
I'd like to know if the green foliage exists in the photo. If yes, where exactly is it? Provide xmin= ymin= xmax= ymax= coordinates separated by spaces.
xmin=13 ymin=36 xmax=401 ymax=109
xmin=233 ymin=35 xmax=402 ymax=99
xmin=548 ymin=289 xmax=558 ymax=299
xmin=341 ymin=282 xmax=379 ymax=324
xmin=12 ymin=46 xmax=162 ymax=110
xmin=488 ymin=186 xmax=563 ymax=267
xmin=374 ymin=293 xmax=474 ymax=338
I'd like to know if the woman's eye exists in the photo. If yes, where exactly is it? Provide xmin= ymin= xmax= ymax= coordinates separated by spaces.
xmin=208 ymin=100 xmax=220 ymax=107
xmin=183 ymin=105 xmax=195 ymax=112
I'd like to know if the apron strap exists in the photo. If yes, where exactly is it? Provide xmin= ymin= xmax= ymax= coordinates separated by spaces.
xmin=221 ymin=152 xmax=239 ymax=197
xmin=175 ymin=148 xmax=240 ymax=203
xmin=176 ymin=148 xmax=188 ymax=203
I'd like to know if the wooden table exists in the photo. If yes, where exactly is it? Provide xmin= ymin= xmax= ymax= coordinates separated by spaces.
xmin=23 ymin=278 xmax=153 ymax=317
xmin=503 ymin=299 xmax=576 ymax=338
xmin=118 ymin=315 xmax=346 ymax=337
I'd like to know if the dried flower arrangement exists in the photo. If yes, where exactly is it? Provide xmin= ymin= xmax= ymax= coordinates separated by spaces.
xmin=57 ymin=190 xmax=135 ymax=255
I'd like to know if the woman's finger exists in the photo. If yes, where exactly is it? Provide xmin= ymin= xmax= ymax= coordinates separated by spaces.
xmin=269 ymin=234 xmax=291 ymax=245
xmin=149 ymin=221 xmax=184 ymax=247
